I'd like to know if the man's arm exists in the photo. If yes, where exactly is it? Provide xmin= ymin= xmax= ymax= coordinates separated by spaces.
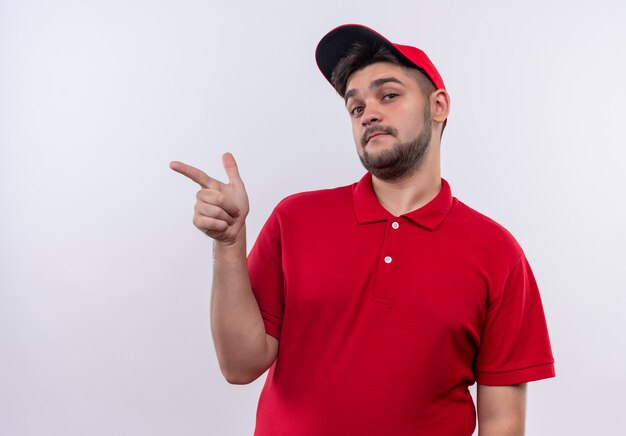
xmin=170 ymin=154 xmax=278 ymax=385
xmin=210 ymin=234 xmax=279 ymax=384
xmin=477 ymin=383 xmax=527 ymax=436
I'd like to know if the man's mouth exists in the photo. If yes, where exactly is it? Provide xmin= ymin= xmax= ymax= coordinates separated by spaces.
xmin=362 ymin=127 xmax=396 ymax=146
xmin=367 ymin=132 xmax=388 ymax=143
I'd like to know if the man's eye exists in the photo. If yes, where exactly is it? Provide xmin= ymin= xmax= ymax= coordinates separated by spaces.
xmin=350 ymin=106 xmax=364 ymax=116
xmin=382 ymin=93 xmax=398 ymax=101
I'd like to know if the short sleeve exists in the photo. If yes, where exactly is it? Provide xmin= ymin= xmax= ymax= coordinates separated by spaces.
xmin=475 ymin=255 xmax=555 ymax=385
xmin=248 ymin=210 xmax=285 ymax=341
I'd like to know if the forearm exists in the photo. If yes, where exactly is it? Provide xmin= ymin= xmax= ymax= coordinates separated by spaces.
xmin=210 ymin=229 xmax=276 ymax=384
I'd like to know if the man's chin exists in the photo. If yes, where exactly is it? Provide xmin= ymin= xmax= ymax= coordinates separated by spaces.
xmin=360 ymin=157 xmax=404 ymax=178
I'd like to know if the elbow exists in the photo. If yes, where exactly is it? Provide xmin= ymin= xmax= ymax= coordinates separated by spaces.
xmin=220 ymin=366 xmax=264 ymax=385
xmin=216 ymin=335 xmax=278 ymax=385
xmin=223 ymin=373 xmax=257 ymax=385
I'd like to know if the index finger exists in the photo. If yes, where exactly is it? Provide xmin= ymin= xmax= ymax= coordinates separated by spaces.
xmin=169 ymin=161 xmax=220 ymax=189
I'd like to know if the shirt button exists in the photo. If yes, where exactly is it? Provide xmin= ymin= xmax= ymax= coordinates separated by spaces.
xmin=384 ymin=256 xmax=392 ymax=264
xmin=391 ymin=221 xmax=399 ymax=229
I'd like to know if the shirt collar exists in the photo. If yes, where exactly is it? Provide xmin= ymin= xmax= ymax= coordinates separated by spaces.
xmin=352 ymin=172 xmax=455 ymax=231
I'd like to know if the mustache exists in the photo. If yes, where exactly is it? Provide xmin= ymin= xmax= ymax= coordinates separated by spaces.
xmin=361 ymin=126 xmax=398 ymax=147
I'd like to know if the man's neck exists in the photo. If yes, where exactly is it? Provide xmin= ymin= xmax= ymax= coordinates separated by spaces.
xmin=371 ymin=153 xmax=442 ymax=217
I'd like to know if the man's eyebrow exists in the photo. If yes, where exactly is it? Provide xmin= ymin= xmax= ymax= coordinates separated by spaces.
xmin=371 ymin=76 xmax=404 ymax=89
xmin=344 ymin=77 xmax=405 ymax=104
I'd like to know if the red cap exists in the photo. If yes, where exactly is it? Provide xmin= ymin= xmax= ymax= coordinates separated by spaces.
xmin=315 ymin=24 xmax=445 ymax=91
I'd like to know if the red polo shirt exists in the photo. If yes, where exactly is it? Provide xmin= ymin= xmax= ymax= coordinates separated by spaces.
xmin=247 ymin=174 xmax=555 ymax=436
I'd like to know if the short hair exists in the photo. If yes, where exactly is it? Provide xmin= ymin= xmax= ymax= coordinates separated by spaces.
xmin=330 ymin=42 xmax=436 ymax=99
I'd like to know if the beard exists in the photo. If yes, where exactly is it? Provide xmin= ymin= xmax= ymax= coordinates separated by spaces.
xmin=358 ymin=117 xmax=432 ymax=182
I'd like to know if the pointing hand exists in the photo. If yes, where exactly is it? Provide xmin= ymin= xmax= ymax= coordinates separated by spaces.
xmin=170 ymin=153 xmax=249 ymax=245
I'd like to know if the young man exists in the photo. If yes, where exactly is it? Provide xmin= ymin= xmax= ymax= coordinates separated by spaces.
xmin=171 ymin=24 xmax=555 ymax=436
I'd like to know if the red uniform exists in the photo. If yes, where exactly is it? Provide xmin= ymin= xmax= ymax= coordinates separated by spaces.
xmin=248 ymin=174 xmax=555 ymax=436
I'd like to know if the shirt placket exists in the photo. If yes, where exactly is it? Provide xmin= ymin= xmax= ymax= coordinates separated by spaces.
xmin=371 ymin=217 xmax=403 ymax=305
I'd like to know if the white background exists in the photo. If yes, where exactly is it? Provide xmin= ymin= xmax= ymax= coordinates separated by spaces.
xmin=1 ymin=0 xmax=625 ymax=435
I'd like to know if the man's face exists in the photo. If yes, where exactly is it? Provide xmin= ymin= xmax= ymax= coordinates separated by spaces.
xmin=344 ymin=62 xmax=432 ymax=181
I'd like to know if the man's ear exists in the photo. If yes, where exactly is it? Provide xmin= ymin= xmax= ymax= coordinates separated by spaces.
xmin=431 ymin=89 xmax=450 ymax=124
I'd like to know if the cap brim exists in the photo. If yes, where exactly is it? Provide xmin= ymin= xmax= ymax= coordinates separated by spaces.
xmin=315 ymin=24 xmax=418 ymax=88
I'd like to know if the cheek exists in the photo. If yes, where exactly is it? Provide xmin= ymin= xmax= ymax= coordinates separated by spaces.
xmin=398 ymin=113 xmax=423 ymax=138
xmin=351 ymin=122 xmax=362 ymax=145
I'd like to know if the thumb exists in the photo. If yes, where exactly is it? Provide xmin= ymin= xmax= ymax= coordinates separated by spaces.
xmin=222 ymin=152 xmax=243 ymax=185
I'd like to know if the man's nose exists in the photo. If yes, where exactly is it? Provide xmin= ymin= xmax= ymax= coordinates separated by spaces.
xmin=361 ymin=103 xmax=383 ymax=127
